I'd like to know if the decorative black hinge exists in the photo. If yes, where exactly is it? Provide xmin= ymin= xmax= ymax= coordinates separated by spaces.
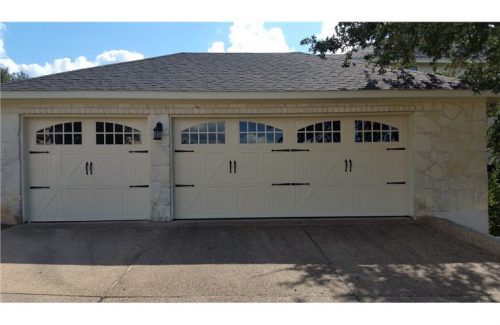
xmin=290 ymin=182 xmax=310 ymax=186
xmin=272 ymin=183 xmax=291 ymax=186
xmin=29 ymin=151 xmax=49 ymax=154
xmin=386 ymin=181 xmax=406 ymax=185
xmin=175 ymin=184 xmax=195 ymax=187
xmin=30 ymin=186 xmax=50 ymax=189
xmin=175 ymin=150 xmax=194 ymax=153
xmin=386 ymin=148 xmax=406 ymax=151
xmin=290 ymin=149 xmax=310 ymax=152
xmin=129 ymin=185 xmax=149 ymax=188
xmin=129 ymin=150 xmax=148 ymax=153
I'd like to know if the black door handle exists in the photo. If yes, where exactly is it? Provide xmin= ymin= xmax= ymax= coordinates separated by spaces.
xmin=229 ymin=160 xmax=232 ymax=174
xmin=86 ymin=162 xmax=89 ymax=175
xmin=90 ymin=162 xmax=93 ymax=175
xmin=234 ymin=160 xmax=237 ymax=174
xmin=344 ymin=159 xmax=348 ymax=172
xmin=349 ymin=159 xmax=352 ymax=172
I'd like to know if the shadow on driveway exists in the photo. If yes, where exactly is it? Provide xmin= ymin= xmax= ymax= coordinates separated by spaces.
xmin=1 ymin=218 xmax=500 ymax=302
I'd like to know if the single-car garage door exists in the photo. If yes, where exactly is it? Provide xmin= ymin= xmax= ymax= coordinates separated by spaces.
xmin=27 ymin=117 xmax=150 ymax=222
xmin=173 ymin=116 xmax=409 ymax=219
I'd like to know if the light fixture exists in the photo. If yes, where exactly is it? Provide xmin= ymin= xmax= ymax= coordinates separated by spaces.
xmin=153 ymin=122 xmax=163 ymax=140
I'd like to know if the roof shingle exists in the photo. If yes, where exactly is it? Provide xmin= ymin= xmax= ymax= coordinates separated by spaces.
xmin=1 ymin=52 xmax=467 ymax=92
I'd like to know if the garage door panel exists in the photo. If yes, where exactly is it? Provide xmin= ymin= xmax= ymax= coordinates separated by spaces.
xmin=174 ymin=152 xmax=205 ymax=183
xmin=265 ymin=187 xmax=294 ymax=215
xmin=175 ymin=187 xmax=206 ymax=219
xmin=61 ymin=189 xmax=93 ymax=220
xmin=321 ymin=186 xmax=352 ymax=216
xmin=61 ymin=153 xmax=90 ymax=186
xmin=206 ymin=186 xmax=237 ymax=217
xmin=295 ymin=186 xmax=322 ymax=216
xmin=237 ymin=186 xmax=265 ymax=216
xmin=29 ymin=154 xmax=58 ymax=185
xmin=93 ymin=189 xmax=123 ymax=218
xmin=29 ymin=189 xmax=59 ymax=221
xmin=206 ymin=152 xmax=232 ymax=183
xmin=124 ymin=188 xmax=151 ymax=218
xmin=123 ymin=154 xmax=150 ymax=182
xmin=379 ymin=185 xmax=408 ymax=215
xmin=349 ymin=152 xmax=378 ymax=184
xmin=264 ymin=152 xmax=291 ymax=181
xmin=379 ymin=150 xmax=407 ymax=181
xmin=236 ymin=152 xmax=263 ymax=183
xmin=351 ymin=186 xmax=378 ymax=215
xmin=92 ymin=153 xmax=123 ymax=184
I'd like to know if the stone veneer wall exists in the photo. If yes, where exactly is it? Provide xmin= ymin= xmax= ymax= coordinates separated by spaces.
xmin=413 ymin=101 xmax=489 ymax=233
xmin=0 ymin=100 xmax=489 ymax=232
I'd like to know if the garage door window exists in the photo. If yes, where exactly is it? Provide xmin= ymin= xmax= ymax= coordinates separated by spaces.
xmin=96 ymin=122 xmax=142 ymax=145
xmin=181 ymin=121 xmax=225 ymax=144
xmin=35 ymin=122 xmax=82 ymax=145
xmin=239 ymin=121 xmax=283 ymax=144
xmin=355 ymin=120 xmax=399 ymax=143
xmin=297 ymin=121 xmax=341 ymax=143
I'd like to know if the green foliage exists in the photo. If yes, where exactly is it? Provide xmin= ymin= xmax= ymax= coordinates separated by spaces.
xmin=488 ymin=104 xmax=500 ymax=236
xmin=0 ymin=67 xmax=30 ymax=83
xmin=301 ymin=23 xmax=499 ymax=94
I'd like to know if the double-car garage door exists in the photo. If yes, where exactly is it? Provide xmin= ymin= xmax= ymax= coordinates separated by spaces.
xmin=173 ymin=116 xmax=409 ymax=219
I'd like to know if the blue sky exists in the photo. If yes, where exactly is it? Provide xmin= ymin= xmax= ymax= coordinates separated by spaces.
xmin=0 ymin=22 xmax=332 ymax=77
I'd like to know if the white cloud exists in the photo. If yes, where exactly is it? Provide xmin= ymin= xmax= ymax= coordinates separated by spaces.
xmin=317 ymin=21 xmax=338 ymax=40
xmin=0 ymin=24 xmax=144 ymax=77
xmin=207 ymin=41 xmax=225 ymax=53
xmin=207 ymin=22 xmax=293 ymax=53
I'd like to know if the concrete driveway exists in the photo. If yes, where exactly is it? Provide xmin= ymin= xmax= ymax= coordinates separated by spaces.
xmin=1 ymin=218 xmax=499 ymax=302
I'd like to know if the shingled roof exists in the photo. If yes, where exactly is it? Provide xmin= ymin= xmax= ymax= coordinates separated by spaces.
xmin=1 ymin=52 xmax=467 ymax=92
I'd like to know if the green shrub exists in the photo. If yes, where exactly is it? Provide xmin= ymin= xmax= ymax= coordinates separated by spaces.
xmin=488 ymin=103 xmax=500 ymax=236
xmin=489 ymin=162 xmax=500 ymax=236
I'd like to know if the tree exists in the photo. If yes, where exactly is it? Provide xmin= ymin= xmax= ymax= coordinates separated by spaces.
xmin=301 ymin=23 xmax=499 ymax=94
xmin=0 ymin=67 xmax=30 ymax=83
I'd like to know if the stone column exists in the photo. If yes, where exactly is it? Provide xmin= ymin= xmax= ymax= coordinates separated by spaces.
xmin=148 ymin=114 xmax=172 ymax=221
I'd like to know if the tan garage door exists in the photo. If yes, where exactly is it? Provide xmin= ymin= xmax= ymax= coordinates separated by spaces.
xmin=27 ymin=117 xmax=150 ymax=222
xmin=173 ymin=116 xmax=409 ymax=219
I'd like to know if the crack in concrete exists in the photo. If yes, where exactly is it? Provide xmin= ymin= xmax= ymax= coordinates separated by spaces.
xmin=300 ymin=224 xmax=362 ymax=302
xmin=97 ymin=228 xmax=166 ymax=303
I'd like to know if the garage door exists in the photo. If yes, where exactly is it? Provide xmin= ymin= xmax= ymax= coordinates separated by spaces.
xmin=27 ymin=117 xmax=150 ymax=222
xmin=173 ymin=116 xmax=408 ymax=219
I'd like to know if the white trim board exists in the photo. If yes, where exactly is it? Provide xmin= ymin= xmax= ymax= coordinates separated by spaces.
xmin=2 ymin=90 xmax=498 ymax=100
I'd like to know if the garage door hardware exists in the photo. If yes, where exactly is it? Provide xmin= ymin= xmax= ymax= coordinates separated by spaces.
xmin=271 ymin=149 xmax=310 ymax=152
xmin=386 ymin=147 xmax=406 ymax=150
xmin=129 ymin=185 xmax=149 ymax=188
xmin=386 ymin=181 xmax=406 ymax=185
xmin=272 ymin=182 xmax=311 ymax=186
xmin=175 ymin=184 xmax=195 ymax=187
xmin=344 ymin=159 xmax=353 ymax=172
xmin=29 ymin=150 xmax=49 ymax=154
xmin=175 ymin=150 xmax=194 ymax=153
xmin=30 ymin=186 xmax=50 ymax=189
xmin=85 ymin=162 xmax=93 ymax=175
xmin=129 ymin=150 xmax=148 ymax=153
xmin=229 ymin=160 xmax=238 ymax=174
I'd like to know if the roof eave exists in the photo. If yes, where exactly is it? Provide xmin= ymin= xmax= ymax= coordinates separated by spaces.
xmin=1 ymin=90 xmax=497 ymax=100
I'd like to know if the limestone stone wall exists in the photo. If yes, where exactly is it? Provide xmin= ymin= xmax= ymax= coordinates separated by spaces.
xmin=1 ymin=108 xmax=21 ymax=224
xmin=0 ymin=99 xmax=490 ymax=233
xmin=413 ymin=102 xmax=489 ymax=233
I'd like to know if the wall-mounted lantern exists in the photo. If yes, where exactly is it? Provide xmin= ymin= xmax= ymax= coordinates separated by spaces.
xmin=153 ymin=122 xmax=163 ymax=140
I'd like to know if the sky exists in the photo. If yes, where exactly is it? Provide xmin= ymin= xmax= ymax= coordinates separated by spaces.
xmin=0 ymin=22 xmax=336 ymax=77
